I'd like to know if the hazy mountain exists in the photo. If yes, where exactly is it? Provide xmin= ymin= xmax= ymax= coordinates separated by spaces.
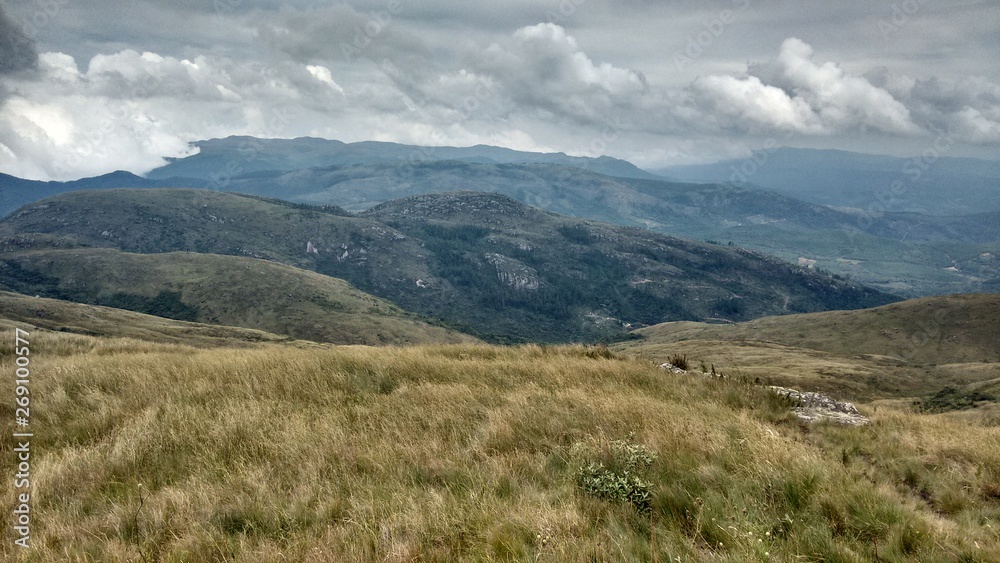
xmin=658 ymin=147 xmax=1000 ymax=216
xmin=143 ymin=159 xmax=1000 ymax=296
xmin=143 ymin=136 xmax=661 ymax=183
xmin=0 ymin=170 xmax=208 ymax=217
xmin=0 ymin=188 xmax=897 ymax=343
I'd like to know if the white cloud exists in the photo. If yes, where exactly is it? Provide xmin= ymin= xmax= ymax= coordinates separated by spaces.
xmin=510 ymin=23 xmax=646 ymax=96
xmin=306 ymin=65 xmax=346 ymax=95
xmin=691 ymin=74 xmax=823 ymax=134
xmin=867 ymin=69 xmax=1000 ymax=144
xmin=693 ymin=38 xmax=921 ymax=136
xmin=0 ymin=49 xmax=352 ymax=180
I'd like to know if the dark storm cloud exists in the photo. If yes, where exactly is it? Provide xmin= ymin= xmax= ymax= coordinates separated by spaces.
xmin=0 ymin=2 xmax=37 ymax=74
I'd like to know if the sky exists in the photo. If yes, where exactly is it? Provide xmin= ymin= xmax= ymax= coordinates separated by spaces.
xmin=0 ymin=0 xmax=998 ymax=181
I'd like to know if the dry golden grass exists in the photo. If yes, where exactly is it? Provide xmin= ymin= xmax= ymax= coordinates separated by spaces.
xmin=1 ymin=331 xmax=998 ymax=561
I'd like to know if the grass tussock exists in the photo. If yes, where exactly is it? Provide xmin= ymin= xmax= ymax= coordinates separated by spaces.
xmin=1 ymin=335 xmax=999 ymax=561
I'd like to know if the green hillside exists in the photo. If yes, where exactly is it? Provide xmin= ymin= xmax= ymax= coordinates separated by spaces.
xmin=0 ymin=248 xmax=475 ymax=346
xmin=1 ymin=188 xmax=898 ymax=343
xmin=0 ymin=291 xmax=294 ymax=347
xmin=156 ymin=158 xmax=1000 ymax=297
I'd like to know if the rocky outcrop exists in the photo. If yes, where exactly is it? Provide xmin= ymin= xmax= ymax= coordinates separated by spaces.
xmin=484 ymin=253 xmax=540 ymax=291
xmin=768 ymin=386 xmax=869 ymax=426
xmin=658 ymin=363 xmax=869 ymax=426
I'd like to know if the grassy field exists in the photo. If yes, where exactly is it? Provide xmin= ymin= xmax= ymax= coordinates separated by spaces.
xmin=1 ymin=326 xmax=998 ymax=561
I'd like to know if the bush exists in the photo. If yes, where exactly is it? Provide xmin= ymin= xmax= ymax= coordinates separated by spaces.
xmin=572 ymin=436 xmax=658 ymax=514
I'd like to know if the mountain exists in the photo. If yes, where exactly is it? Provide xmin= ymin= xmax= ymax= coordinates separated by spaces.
xmin=615 ymin=293 xmax=1000 ymax=401
xmin=629 ymin=293 xmax=1000 ymax=366
xmin=0 ymin=247 xmax=475 ymax=346
xmin=147 ymin=159 xmax=1000 ymax=296
xmin=658 ymin=147 xmax=1000 ymax=216
xmin=0 ymin=188 xmax=898 ymax=343
xmin=143 ymin=135 xmax=662 ymax=182
xmin=0 ymin=170 xmax=207 ymax=217
xmin=7 ymin=140 xmax=1000 ymax=300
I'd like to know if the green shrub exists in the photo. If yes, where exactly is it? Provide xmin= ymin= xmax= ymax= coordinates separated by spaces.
xmin=572 ymin=436 xmax=658 ymax=513
xmin=575 ymin=463 xmax=654 ymax=513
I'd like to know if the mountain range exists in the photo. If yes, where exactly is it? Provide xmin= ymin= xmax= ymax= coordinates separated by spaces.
xmin=658 ymin=147 xmax=1000 ymax=216
xmin=3 ymin=139 xmax=997 ymax=297
xmin=0 ymin=187 xmax=895 ymax=343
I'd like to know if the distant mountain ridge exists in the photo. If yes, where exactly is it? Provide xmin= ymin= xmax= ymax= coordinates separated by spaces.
xmin=0 ymin=170 xmax=208 ymax=217
xmin=658 ymin=147 xmax=1000 ymax=216
xmin=144 ymin=136 xmax=662 ymax=183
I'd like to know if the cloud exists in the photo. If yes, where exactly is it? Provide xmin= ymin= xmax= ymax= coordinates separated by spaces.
xmin=0 ymin=49 xmax=351 ymax=179
xmin=306 ymin=65 xmax=345 ymax=95
xmin=864 ymin=68 xmax=1000 ymax=144
xmin=692 ymin=38 xmax=921 ymax=136
xmin=0 ymin=4 xmax=36 ymax=75
xmin=1 ymin=21 xmax=998 ymax=182
xmin=376 ymin=23 xmax=651 ymax=129
xmin=691 ymin=74 xmax=823 ymax=134
xmin=0 ymin=2 xmax=38 ymax=104
xmin=256 ymin=3 xmax=430 ymax=66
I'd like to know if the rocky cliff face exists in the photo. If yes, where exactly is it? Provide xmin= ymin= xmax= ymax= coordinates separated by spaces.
xmin=484 ymin=253 xmax=540 ymax=290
